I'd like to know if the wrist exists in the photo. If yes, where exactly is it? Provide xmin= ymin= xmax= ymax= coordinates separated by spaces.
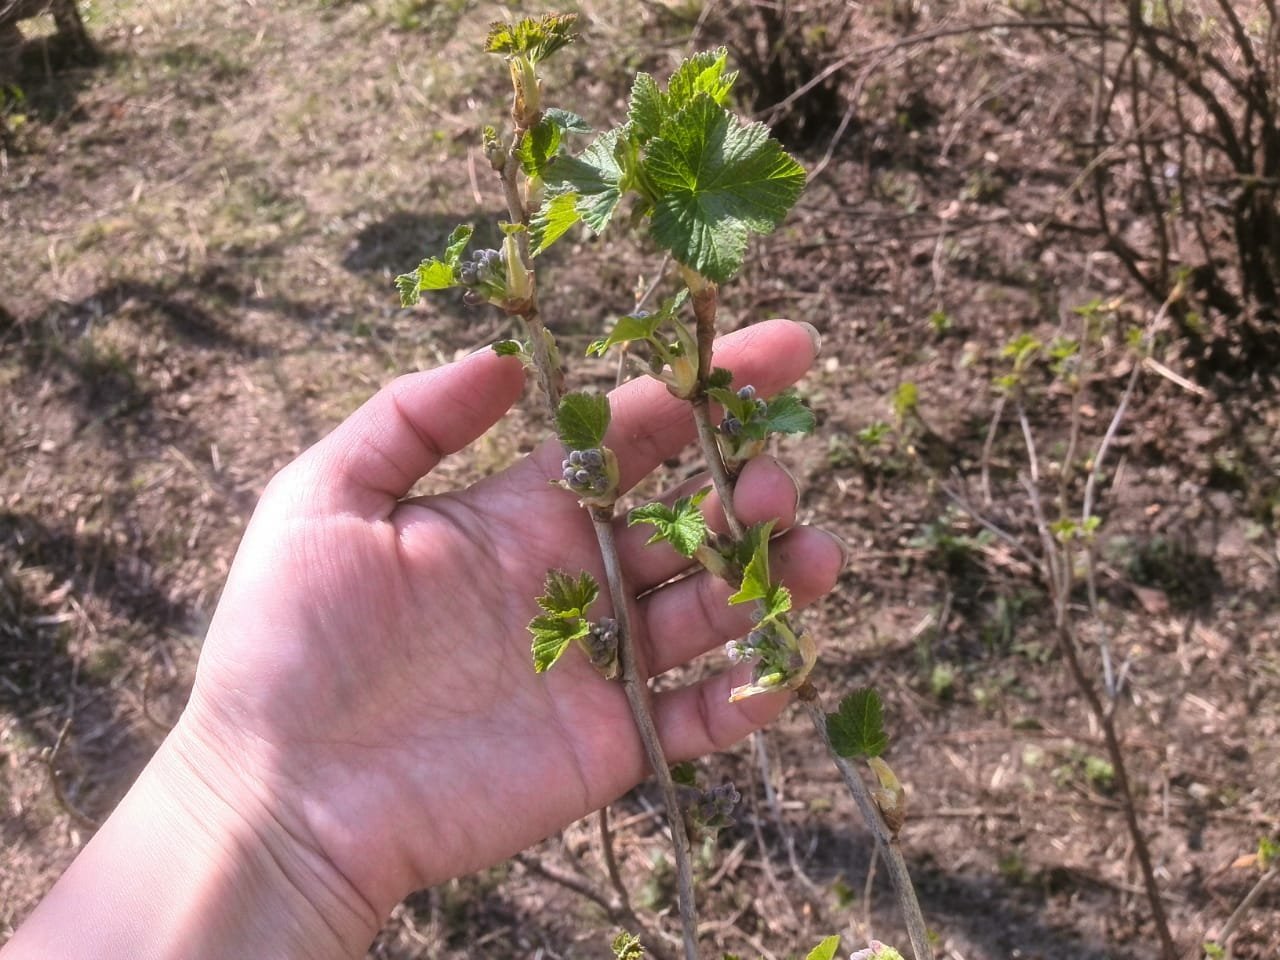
xmin=4 ymin=718 xmax=382 ymax=960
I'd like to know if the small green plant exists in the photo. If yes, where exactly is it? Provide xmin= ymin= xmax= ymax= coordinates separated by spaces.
xmin=396 ymin=15 xmax=933 ymax=959
xmin=1 ymin=83 xmax=29 ymax=149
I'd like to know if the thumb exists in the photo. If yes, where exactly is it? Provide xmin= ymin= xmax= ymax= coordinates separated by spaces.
xmin=282 ymin=347 xmax=526 ymax=518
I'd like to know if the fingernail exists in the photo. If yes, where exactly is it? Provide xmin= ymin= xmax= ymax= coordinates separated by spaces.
xmin=776 ymin=458 xmax=801 ymax=505
xmin=817 ymin=527 xmax=851 ymax=570
xmin=798 ymin=321 xmax=822 ymax=356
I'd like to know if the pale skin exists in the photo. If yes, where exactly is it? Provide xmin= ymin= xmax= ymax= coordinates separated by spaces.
xmin=2 ymin=319 xmax=843 ymax=959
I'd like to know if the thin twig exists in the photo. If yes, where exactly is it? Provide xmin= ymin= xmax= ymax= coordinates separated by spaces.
xmin=798 ymin=694 xmax=933 ymax=960
xmin=42 ymin=719 xmax=98 ymax=830
xmin=1205 ymin=866 xmax=1278 ymax=959
xmin=514 ymin=851 xmax=617 ymax=916
xmin=979 ymin=392 xmax=1007 ymax=508
xmin=599 ymin=805 xmax=633 ymax=918
xmin=498 ymin=110 xmax=699 ymax=960
xmin=593 ymin=514 xmax=699 ymax=960
xmin=691 ymin=397 xmax=745 ymax=541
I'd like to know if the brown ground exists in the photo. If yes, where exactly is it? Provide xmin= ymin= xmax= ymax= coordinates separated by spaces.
xmin=2 ymin=2 xmax=1277 ymax=958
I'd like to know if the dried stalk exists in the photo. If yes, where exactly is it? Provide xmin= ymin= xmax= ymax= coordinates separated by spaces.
xmin=1015 ymin=384 xmax=1178 ymax=960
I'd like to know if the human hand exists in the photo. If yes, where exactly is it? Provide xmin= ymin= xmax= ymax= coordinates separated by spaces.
xmin=168 ymin=318 xmax=843 ymax=936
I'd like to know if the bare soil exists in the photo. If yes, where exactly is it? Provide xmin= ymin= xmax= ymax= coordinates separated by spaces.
xmin=2 ymin=2 xmax=1277 ymax=959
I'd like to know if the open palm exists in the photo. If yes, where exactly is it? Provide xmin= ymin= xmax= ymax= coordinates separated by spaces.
xmin=179 ymin=319 xmax=840 ymax=918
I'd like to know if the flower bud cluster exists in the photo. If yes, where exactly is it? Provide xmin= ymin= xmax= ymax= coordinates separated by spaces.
xmin=458 ymin=247 xmax=506 ymax=306
xmin=686 ymin=781 xmax=741 ymax=839
xmin=582 ymin=617 xmax=620 ymax=679
xmin=726 ymin=619 xmax=818 ymax=702
xmin=718 ymin=383 xmax=768 ymax=436
xmin=561 ymin=447 xmax=608 ymax=495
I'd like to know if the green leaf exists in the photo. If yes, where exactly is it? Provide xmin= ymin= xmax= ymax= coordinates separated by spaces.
xmin=586 ymin=290 xmax=688 ymax=356
xmin=708 ymin=385 xmax=753 ymax=423
xmin=529 ymin=569 xmax=599 ymax=673
xmin=827 ymin=688 xmax=889 ymax=759
xmin=587 ymin=312 xmax=662 ymax=357
xmin=611 ymin=932 xmax=645 ymax=960
xmin=535 ymin=569 xmax=599 ymax=619
xmin=555 ymin=391 xmax=611 ymax=450
xmin=543 ymin=107 xmax=591 ymax=134
xmin=484 ymin=13 xmax=578 ymax=63
xmin=492 ymin=339 xmax=527 ymax=357
xmin=544 ymin=127 xmax=627 ymax=233
xmin=517 ymin=117 xmax=562 ymax=177
xmin=627 ymin=72 xmax=664 ymax=143
xmin=707 ymin=367 xmax=733 ymax=389
xmin=729 ymin=520 xmax=777 ymax=606
xmin=764 ymin=391 xmax=815 ymax=435
xmin=1259 ymin=835 xmax=1280 ymax=869
xmin=670 ymin=761 xmax=698 ymax=787
xmin=394 ymin=224 xmax=474 ymax=305
xmin=629 ymin=52 xmax=735 ymax=146
xmin=628 ymin=488 xmax=711 ymax=558
xmin=442 ymin=224 xmax=474 ymax=263
xmin=806 ymin=936 xmax=841 ymax=960
xmin=645 ymin=95 xmax=806 ymax=282
xmin=530 ymin=191 xmax=582 ymax=256
xmin=665 ymin=48 xmax=737 ymax=113
xmin=760 ymin=582 xmax=792 ymax=623
xmin=530 ymin=614 xmax=591 ymax=673
xmin=394 ymin=271 xmax=421 ymax=307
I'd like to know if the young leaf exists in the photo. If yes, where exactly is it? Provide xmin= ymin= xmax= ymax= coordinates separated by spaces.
xmin=517 ymin=117 xmax=562 ymax=177
xmin=587 ymin=310 xmax=665 ymax=357
xmin=728 ymin=520 xmax=791 ymax=621
xmin=530 ymin=191 xmax=582 ymax=256
xmin=543 ymin=127 xmax=627 ymax=233
xmin=806 ymin=936 xmax=841 ymax=960
xmin=586 ymin=290 xmax=688 ymax=357
xmin=611 ymin=932 xmax=645 ymax=960
xmin=543 ymin=107 xmax=591 ymax=134
xmin=827 ymin=688 xmax=890 ymax=759
xmin=627 ymin=72 xmax=664 ymax=143
xmin=669 ymin=760 xmax=698 ymax=787
xmin=665 ymin=48 xmax=737 ymax=113
xmin=708 ymin=385 xmax=754 ymax=424
xmin=535 ymin=569 xmax=599 ymax=619
xmin=707 ymin=366 xmax=734 ymax=389
xmin=530 ymin=614 xmax=591 ymax=673
xmin=394 ymin=224 xmax=474 ymax=306
xmin=764 ymin=391 xmax=815 ymax=435
xmin=529 ymin=569 xmax=599 ymax=673
xmin=644 ymin=95 xmax=806 ymax=283
xmin=484 ymin=13 xmax=578 ymax=63
xmin=759 ymin=582 xmax=792 ymax=623
xmin=628 ymin=488 xmax=711 ymax=558
xmin=628 ymin=50 xmax=736 ymax=147
xmin=556 ymin=391 xmax=611 ymax=450
xmin=728 ymin=520 xmax=776 ymax=605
